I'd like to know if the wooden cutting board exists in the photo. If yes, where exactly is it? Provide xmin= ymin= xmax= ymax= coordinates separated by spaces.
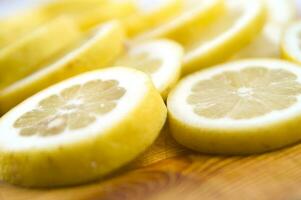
xmin=1 ymin=125 xmax=301 ymax=200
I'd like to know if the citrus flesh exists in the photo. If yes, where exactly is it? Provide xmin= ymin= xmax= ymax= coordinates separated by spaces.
xmin=182 ymin=0 xmax=266 ymax=75
xmin=168 ymin=59 xmax=301 ymax=155
xmin=0 ymin=21 xmax=124 ymax=114
xmin=0 ymin=67 xmax=167 ymax=187
xmin=132 ymin=0 xmax=225 ymax=43
xmin=233 ymin=0 xmax=297 ymax=59
xmin=123 ymin=0 xmax=182 ymax=37
xmin=115 ymin=39 xmax=183 ymax=98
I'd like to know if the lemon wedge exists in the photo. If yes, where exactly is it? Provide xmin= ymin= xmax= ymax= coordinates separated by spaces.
xmin=0 ymin=67 xmax=166 ymax=187
xmin=0 ymin=21 xmax=124 ymax=114
xmin=115 ymin=39 xmax=183 ymax=98
xmin=168 ymin=59 xmax=301 ymax=155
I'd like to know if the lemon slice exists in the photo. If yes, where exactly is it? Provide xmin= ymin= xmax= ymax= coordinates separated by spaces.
xmin=43 ymin=0 xmax=136 ymax=31
xmin=0 ymin=21 xmax=124 ymax=115
xmin=115 ymin=39 xmax=183 ymax=98
xmin=133 ymin=0 xmax=225 ymax=43
xmin=123 ymin=0 xmax=182 ymax=37
xmin=0 ymin=9 xmax=48 ymax=48
xmin=73 ymin=0 xmax=136 ymax=30
xmin=42 ymin=0 xmax=108 ymax=14
xmin=233 ymin=0 xmax=297 ymax=59
xmin=264 ymin=0 xmax=296 ymax=43
xmin=168 ymin=59 xmax=301 ymax=155
xmin=0 ymin=67 xmax=167 ymax=187
xmin=181 ymin=0 xmax=266 ymax=75
xmin=281 ymin=22 xmax=301 ymax=64
xmin=0 ymin=17 xmax=81 ymax=91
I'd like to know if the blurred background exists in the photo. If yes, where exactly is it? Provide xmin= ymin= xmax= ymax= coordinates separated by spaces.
xmin=0 ymin=0 xmax=300 ymax=18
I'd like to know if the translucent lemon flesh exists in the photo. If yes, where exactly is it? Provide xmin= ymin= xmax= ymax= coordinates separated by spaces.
xmin=168 ymin=60 xmax=301 ymax=155
xmin=0 ymin=67 xmax=167 ymax=187
xmin=14 ymin=79 xmax=125 ymax=137
xmin=187 ymin=67 xmax=301 ymax=119
xmin=114 ymin=40 xmax=183 ymax=98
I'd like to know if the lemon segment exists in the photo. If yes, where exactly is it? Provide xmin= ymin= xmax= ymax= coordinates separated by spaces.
xmin=0 ymin=67 xmax=167 ymax=187
xmin=123 ymin=0 xmax=183 ymax=37
xmin=168 ymin=59 xmax=301 ymax=155
xmin=0 ymin=9 xmax=48 ymax=48
xmin=281 ymin=22 xmax=301 ymax=64
xmin=115 ymin=39 xmax=183 ymax=98
xmin=0 ymin=21 xmax=125 ymax=115
xmin=133 ymin=0 xmax=225 ymax=43
xmin=182 ymin=0 xmax=266 ymax=75
xmin=233 ymin=0 xmax=297 ymax=59
xmin=0 ymin=17 xmax=82 ymax=91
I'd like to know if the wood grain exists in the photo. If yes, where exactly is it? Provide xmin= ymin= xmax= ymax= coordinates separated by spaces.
xmin=1 ymin=126 xmax=301 ymax=200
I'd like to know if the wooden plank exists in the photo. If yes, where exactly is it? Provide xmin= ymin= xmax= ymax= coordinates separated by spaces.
xmin=1 ymin=126 xmax=301 ymax=200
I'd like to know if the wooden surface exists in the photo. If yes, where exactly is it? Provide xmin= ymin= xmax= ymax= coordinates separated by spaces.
xmin=1 ymin=126 xmax=301 ymax=200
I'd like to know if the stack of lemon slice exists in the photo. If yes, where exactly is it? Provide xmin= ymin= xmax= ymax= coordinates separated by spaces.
xmin=0 ymin=0 xmax=300 ymax=188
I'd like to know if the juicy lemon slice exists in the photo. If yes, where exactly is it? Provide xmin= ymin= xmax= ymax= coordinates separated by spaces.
xmin=281 ymin=22 xmax=301 ymax=64
xmin=0 ymin=17 xmax=81 ymax=91
xmin=0 ymin=21 xmax=124 ymax=115
xmin=0 ymin=67 xmax=167 ymax=187
xmin=182 ymin=0 xmax=266 ymax=75
xmin=233 ymin=0 xmax=297 ymax=59
xmin=115 ymin=39 xmax=183 ymax=98
xmin=0 ymin=9 xmax=48 ymax=48
xmin=133 ymin=0 xmax=225 ymax=43
xmin=123 ymin=0 xmax=182 ymax=37
xmin=168 ymin=59 xmax=301 ymax=155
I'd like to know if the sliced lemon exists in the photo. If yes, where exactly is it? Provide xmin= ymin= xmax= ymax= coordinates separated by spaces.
xmin=0 ymin=9 xmax=48 ymax=48
xmin=123 ymin=0 xmax=182 ymax=37
xmin=74 ymin=0 xmax=136 ymax=31
xmin=0 ymin=21 xmax=124 ymax=115
xmin=42 ymin=0 xmax=108 ymax=14
xmin=168 ymin=59 xmax=301 ymax=155
xmin=181 ymin=0 xmax=266 ymax=75
xmin=281 ymin=22 xmax=301 ymax=64
xmin=264 ymin=0 xmax=296 ymax=40
xmin=133 ymin=0 xmax=225 ymax=43
xmin=0 ymin=17 xmax=82 ymax=91
xmin=43 ymin=0 xmax=136 ymax=31
xmin=233 ymin=0 xmax=297 ymax=59
xmin=115 ymin=39 xmax=183 ymax=98
xmin=0 ymin=67 xmax=167 ymax=187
